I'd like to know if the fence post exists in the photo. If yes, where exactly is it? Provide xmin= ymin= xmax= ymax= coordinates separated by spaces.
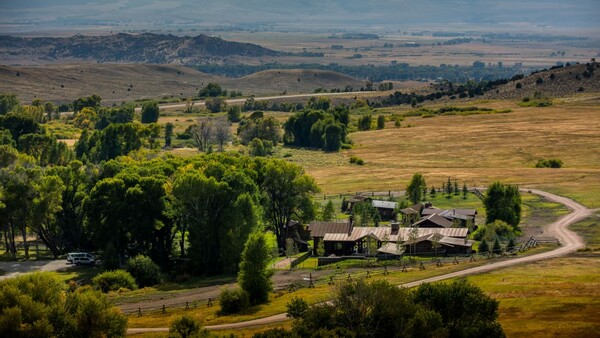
xmin=309 ymin=273 xmax=314 ymax=288
xmin=207 ymin=298 xmax=213 ymax=307
xmin=329 ymin=276 xmax=335 ymax=285
xmin=186 ymin=301 xmax=189 ymax=310
xmin=366 ymin=270 xmax=371 ymax=278
xmin=419 ymin=262 xmax=425 ymax=270
xmin=138 ymin=307 xmax=142 ymax=317
xmin=162 ymin=305 xmax=166 ymax=314
xmin=347 ymin=273 xmax=352 ymax=281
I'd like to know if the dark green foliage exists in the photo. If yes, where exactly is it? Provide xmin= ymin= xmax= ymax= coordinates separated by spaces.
xmin=72 ymin=94 xmax=101 ymax=113
xmin=238 ymin=232 xmax=273 ymax=305
xmin=165 ymin=122 xmax=174 ymax=147
xmin=227 ymin=105 xmax=241 ymax=122
xmin=92 ymin=269 xmax=138 ymax=292
xmin=462 ymin=182 xmax=468 ymax=199
xmin=430 ymin=186 xmax=437 ymax=198
xmin=535 ymin=158 xmax=563 ymax=168
xmin=406 ymin=172 xmax=426 ymax=204
xmin=169 ymin=315 xmax=209 ymax=338
xmin=376 ymin=115 xmax=385 ymax=129
xmin=492 ymin=237 xmax=502 ymax=253
xmin=17 ymin=133 xmax=74 ymax=166
xmin=306 ymin=96 xmax=331 ymax=111
xmin=238 ymin=116 xmax=281 ymax=145
xmin=484 ymin=182 xmax=522 ymax=229
xmin=413 ymin=279 xmax=504 ymax=338
xmin=0 ymin=93 xmax=19 ymax=115
xmin=198 ymin=83 xmax=224 ymax=98
xmin=357 ymin=115 xmax=372 ymax=131
xmin=284 ymin=109 xmax=348 ymax=151
xmin=261 ymin=159 xmax=319 ymax=252
xmin=219 ymin=287 xmax=250 ymax=315
xmin=454 ymin=179 xmax=459 ymax=195
xmin=0 ymin=113 xmax=42 ymax=145
xmin=75 ymin=122 xmax=159 ymax=162
xmin=253 ymin=328 xmax=297 ymax=338
xmin=349 ymin=156 xmax=364 ymax=165
xmin=479 ymin=239 xmax=489 ymax=253
xmin=125 ymin=255 xmax=162 ymax=287
xmin=141 ymin=101 xmax=160 ymax=123
xmin=0 ymin=272 xmax=127 ymax=337
xmin=507 ymin=237 xmax=517 ymax=252
xmin=446 ymin=177 xmax=452 ymax=198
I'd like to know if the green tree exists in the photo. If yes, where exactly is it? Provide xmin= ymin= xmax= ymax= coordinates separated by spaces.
xmin=0 ymin=272 xmax=127 ymax=337
xmin=169 ymin=315 xmax=208 ymax=338
xmin=72 ymin=94 xmax=101 ymax=113
xmin=141 ymin=101 xmax=160 ymax=123
xmin=31 ymin=175 xmax=66 ymax=258
xmin=125 ymin=255 xmax=162 ymax=287
xmin=492 ymin=237 xmax=502 ymax=254
xmin=205 ymin=97 xmax=226 ymax=113
xmin=0 ymin=93 xmax=19 ymax=115
xmin=376 ymin=115 xmax=385 ymax=129
xmin=479 ymin=238 xmax=489 ymax=253
xmin=320 ymin=200 xmax=335 ymax=221
xmin=413 ymin=279 xmax=504 ymax=338
xmin=238 ymin=232 xmax=273 ymax=305
xmin=462 ymin=182 xmax=468 ymax=199
xmin=406 ymin=172 xmax=426 ymax=204
xmin=164 ymin=122 xmax=174 ymax=147
xmin=453 ymin=179 xmax=459 ymax=195
xmin=261 ymin=159 xmax=319 ymax=253
xmin=484 ymin=182 xmax=522 ymax=229
xmin=446 ymin=177 xmax=452 ymax=198
xmin=198 ymin=83 xmax=223 ymax=98
xmin=227 ymin=105 xmax=241 ymax=122
xmin=357 ymin=115 xmax=372 ymax=131
xmin=430 ymin=186 xmax=437 ymax=198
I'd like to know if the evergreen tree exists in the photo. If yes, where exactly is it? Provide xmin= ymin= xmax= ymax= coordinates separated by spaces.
xmin=376 ymin=115 xmax=385 ymax=129
xmin=430 ymin=186 xmax=436 ymax=198
xmin=479 ymin=239 xmax=489 ymax=253
xmin=141 ymin=101 xmax=160 ymax=123
xmin=321 ymin=200 xmax=335 ymax=221
xmin=462 ymin=182 xmax=468 ymax=199
xmin=453 ymin=179 xmax=459 ymax=195
xmin=492 ymin=237 xmax=502 ymax=254
xmin=446 ymin=177 xmax=452 ymax=198
xmin=406 ymin=173 xmax=426 ymax=204
xmin=164 ymin=122 xmax=174 ymax=147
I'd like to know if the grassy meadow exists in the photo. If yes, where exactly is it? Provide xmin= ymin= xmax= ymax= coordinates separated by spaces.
xmin=297 ymin=99 xmax=600 ymax=208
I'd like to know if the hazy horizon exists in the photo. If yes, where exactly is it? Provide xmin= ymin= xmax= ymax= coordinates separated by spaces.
xmin=1 ymin=0 xmax=599 ymax=36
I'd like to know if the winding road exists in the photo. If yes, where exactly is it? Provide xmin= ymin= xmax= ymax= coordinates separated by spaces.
xmin=127 ymin=188 xmax=591 ymax=334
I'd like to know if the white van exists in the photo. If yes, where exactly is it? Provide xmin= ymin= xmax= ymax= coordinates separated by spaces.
xmin=67 ymin=252 xmax=95 ymax=265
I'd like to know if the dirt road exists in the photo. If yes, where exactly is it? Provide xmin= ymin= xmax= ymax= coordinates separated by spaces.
xmin=129 ymin=188 xmax=590 ymax=334
xmin=0 ymin=259 xmax=70 ymax=281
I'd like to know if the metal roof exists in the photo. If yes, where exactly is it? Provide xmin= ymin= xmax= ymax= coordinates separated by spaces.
xmin=319 ymin=226 xmax=468 ymax=243
xmin=309 ymin=221 xmax=351 ymax=237
xmin=372 ymin=200 xmax=397 ymax=210
xmin=377 ymin=243 xmax=405 ymax=255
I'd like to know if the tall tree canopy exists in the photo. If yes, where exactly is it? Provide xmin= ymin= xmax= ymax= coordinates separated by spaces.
xmin=484 ymin=182 xmax=522 ymax=229
xmin=261 ymin=159 xmax=319 ymax=253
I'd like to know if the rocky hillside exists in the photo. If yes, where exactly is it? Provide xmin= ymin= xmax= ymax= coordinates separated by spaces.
xmin=0 ymin=33 xmax=280 ymax=65
xmin=484 ymin=62 xmax=600 ymax=100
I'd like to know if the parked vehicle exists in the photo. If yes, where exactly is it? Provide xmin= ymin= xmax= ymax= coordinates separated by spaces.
xmin=67 ymin=252 xmax=95 ymax=265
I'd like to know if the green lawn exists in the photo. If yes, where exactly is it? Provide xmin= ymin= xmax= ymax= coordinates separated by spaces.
xmin=570 ymin=211 xmax=600 ymax=250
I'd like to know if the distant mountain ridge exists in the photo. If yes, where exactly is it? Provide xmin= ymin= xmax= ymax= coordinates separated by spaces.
xmin=0 ymin=33 xmax=280 ymax=65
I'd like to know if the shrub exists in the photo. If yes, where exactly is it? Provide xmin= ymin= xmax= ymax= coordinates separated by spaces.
xmin=376 ymin=115 xmax=385 ymax=129
xmin=286 ymin=296 xmax=309 ymax=319
xmin=169 ymin=315 xmax=209 ymax=338
xmin=478 ymin=239 xmax=489 ymax=253
xmin=125 ymin=255 xmax=162 ymax=287
xmin=535 ymin=158 xmax=563 ymax=168
xmin=93 ymin=270 xmax=138 ymax=293
xmin=219 ymin=287 xmax=249 ymax=314
xmin=349 ymin=156 xmax=364 ymax=165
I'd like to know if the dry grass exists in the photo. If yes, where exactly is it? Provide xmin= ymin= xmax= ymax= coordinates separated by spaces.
xmin=465 ymin=256 xmax=600 ymax=338
xmin=301 ymin=100 xmax=600 ymax=207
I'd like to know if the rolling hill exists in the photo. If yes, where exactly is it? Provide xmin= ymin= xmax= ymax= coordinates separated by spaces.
xmin=0 ymin=64 xmax=367 ymax=104
xmin=0 ymin=33 xmax=279 ymax=65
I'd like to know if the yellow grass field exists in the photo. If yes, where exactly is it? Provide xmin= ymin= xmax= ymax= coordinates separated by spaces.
xmin=299 ymin=99 xmax=600 ymax=207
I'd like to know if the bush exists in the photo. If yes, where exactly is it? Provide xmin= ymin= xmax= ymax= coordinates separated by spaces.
xmin=286 ymin=296 xmax=309 ymax=319
xmin=535 ymin=158 xmax=563 ymax=168
xmin=125 ymin=255 xmax=162 ymax=287
xmin=93 ymin=270 xmax=138 ymax=293
xmin=169 ymin=315 xmax=209 ymax=338
xmin=219 ymin=287 xmax=249 ymax=314
xmin=349 ymin=156 xmax=364 ymax=165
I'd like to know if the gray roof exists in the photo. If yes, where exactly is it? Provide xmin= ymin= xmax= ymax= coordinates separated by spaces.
xmin=308 ymin=221 xmax=351 ymax=237
xmin=403 ymin=233 xmax=474 ymax=248
xmin=377 ymin=243 xmax=405 ymax=255
xmin=422 ymin=208 xmax=477 ymax=220
xmin=372 ymin=200 xmax=397 ymax=210
xmin=413 ymin=214 xmax=454 ymax=228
